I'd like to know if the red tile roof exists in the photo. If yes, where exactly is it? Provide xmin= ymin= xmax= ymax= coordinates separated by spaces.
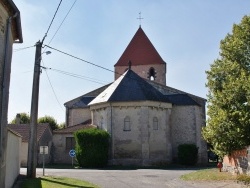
xmin=8 ymin=123 xmax=50 ymax=142
xmin=114 ymin=27 xmax=165 ymax=66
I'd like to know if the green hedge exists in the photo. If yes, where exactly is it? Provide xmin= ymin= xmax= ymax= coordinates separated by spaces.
xmin=74 ymin=128 xmax=110 ymax=167
xmin=178 ymin=144 xmax=198 ymax=165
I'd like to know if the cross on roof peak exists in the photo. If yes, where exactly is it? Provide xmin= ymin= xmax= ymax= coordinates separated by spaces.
xmin=137 ymin=12 xmax=144 ymax=27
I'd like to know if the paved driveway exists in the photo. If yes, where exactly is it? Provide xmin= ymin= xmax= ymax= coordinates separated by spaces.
xmin=20 ymin=168 xmax=246 ymax=188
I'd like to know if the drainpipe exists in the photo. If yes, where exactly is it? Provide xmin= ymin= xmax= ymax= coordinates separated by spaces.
xmin=110 ymin=103 xmax=114 ymax=164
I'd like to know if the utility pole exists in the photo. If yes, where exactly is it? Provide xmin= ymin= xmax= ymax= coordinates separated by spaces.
xmin=27 ymin=41 xmax=42 ymax=178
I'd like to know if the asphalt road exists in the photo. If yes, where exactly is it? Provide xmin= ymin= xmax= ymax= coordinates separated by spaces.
xmin=20 ymin=168 xmax=246 ymax=188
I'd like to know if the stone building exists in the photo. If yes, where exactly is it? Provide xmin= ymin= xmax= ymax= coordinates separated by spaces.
xmin=63 ymin=26 xmax=207 ymax=165
xmin=0 ymin=0 xmax=22 ymax=186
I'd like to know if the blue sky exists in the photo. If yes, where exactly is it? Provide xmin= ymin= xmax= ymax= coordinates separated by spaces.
xmin=10 ymin=0 xmax=250 ymax=124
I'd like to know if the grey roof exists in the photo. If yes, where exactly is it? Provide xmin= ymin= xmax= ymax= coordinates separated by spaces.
xmin=65 ymin=70 xmax=205 ymax=108
xmin=89 ymin=69 xmax=170 ymax=105
xmin=64 ymin=84 xmax=110 ymax=108
xmin=165 ymin=94 xmax=199 ymax=106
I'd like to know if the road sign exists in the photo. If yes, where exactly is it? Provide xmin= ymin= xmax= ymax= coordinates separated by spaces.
xmin=69 ymin=149 xmax=76 ymax=157
xmin=40 ymin=146 xmax=48 ymax=154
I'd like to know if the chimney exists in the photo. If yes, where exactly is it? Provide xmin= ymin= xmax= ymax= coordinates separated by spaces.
xmin=16 ymin=113 xmax=21 ymax=124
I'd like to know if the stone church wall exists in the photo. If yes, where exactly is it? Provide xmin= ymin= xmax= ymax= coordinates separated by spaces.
xmin=115 ymin=64 xmax=166 ymax=85
xmin=90 ymin=101 xmax=172 ymax=166
xmin=68 ymin=108 xmax=91 ymax=127
xmin=170 ymin=105 xmax=207 ymax=164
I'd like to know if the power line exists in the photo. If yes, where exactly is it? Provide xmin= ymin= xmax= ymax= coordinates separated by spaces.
xmin=40 ymin=64 xmax=108 ymax=85
xmin=42 ymin=0 xmax=63 ymax=43
xmin=45 ymin=45 xmax=115 ymax=74
xmin=41 ymin=60 xmax=64 ymax=112
xmin=43 ymin=45 xmax=153 ymax=87
xmin=46 ymin=0 xmax=77 ymax=47
xmin=13 ymin=45 xmax=35 ymax=52
xmin=48 ymin=67 xmax=108 ymax=85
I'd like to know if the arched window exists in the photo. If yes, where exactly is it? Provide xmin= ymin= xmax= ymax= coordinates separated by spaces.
xmin=124 ymin=116 xmax=131 ymax=131
xmin=148 ymin=67 xmax=156 ymax=81
xmin=153 ymin=117 xmax=158 ymax=130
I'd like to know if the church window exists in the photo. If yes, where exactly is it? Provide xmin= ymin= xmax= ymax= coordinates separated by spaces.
xmin=148 ymin=67 xmax=156 ymax=81
xmin=66 ymin=137 xmax=76 ymax=150
xmin=153 ymin=117 xmax=158 ymax=130
xmin=124 ymin=116 xmax=131 ymax=131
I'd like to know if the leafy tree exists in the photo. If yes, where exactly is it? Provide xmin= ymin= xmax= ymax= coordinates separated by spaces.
xmin=202 ymin=15 xmax=250 ymax=157
xmin=38 ymin=115 xmax=58 ymax=130
xmin=10 ymin=113 xmax=30 ymax=124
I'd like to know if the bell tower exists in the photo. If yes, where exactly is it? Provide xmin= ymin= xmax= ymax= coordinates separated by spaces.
xmin=114 ymin=27 xmax=167 ymax=85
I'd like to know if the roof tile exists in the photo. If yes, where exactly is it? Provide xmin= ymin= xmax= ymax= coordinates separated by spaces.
xmin=114 ymin=27 xmax=165 ymax=66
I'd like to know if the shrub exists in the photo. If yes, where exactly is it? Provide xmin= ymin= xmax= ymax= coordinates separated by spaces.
xmin=74 ymin=128 xmax=110 ymax=167
xmin=178 ymin=144 xmax=198 ymax=165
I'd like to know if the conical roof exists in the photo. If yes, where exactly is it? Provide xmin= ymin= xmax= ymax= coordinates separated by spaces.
xmin=114 ymin=27 xmax=166 ymax=66
xmin=89 ymin=69 xmax=170 ymax=105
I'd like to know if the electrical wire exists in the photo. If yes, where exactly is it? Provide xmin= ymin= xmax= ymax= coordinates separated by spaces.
xmin=48 ymin=68 xmax=108 ymax=85
xmin=41 ymin=60 xmax=64 ymax=111
xmin=13 ymin=45 xmax=35 ymax=52
xmin=42 ymin=0 xmax=63 ymax=43
xmin=45 ymin=45 xmax=115 ymax=74
xmin=46 ymin=0 xmax=77 ymax=47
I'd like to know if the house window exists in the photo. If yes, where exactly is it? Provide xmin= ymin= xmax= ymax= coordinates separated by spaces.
xmin=66 ymin=137 xmax=76 ymax=150
xmin=153 ymin=117 xmax=158 ymax=130
xmin=148 ymin=67 xmax=156 ymax=81
xmin=124 ymin=116 xmax=131 ymax=131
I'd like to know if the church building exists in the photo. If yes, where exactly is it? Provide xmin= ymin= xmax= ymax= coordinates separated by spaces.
xmin=63 ymin=26 xmax=207 ymax=165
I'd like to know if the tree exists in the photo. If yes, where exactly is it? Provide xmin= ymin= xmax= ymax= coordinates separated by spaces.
xmin=10 ymin=113 xmax=30 ymax=124
xmin=202 ymin=15 xmax=250 ymax=157
xmin=38 ymin=115 xmax=58 ymax=130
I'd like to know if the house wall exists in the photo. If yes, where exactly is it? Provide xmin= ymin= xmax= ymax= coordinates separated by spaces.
xmin=91 ymin=101 xmax=172 ymax=166
xmin=170 ymin=105 xmax=207 ymax=164
xmin=115 ymin=64 xmax=166 ymax=85
xmin=6 ymin=130 xmax=21 ymax=188
xmin=20 ymin=142 xmax=28 ymax=167
xmin=0 ymin=4 xmax=10 ymax=62
xmin=52 ymin=133 xmax=76 ymax=164
xmin=38 ymin=128 xmax=53 ymax=165
xmin=68 ymin=108 xmax=91 ymax=127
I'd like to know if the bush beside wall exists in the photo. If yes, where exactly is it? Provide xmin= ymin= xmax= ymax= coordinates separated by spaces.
xmin=74 ymin=128 xmax=110 ymax=167
xmin=178 ymin=144 xmax=198 ymax=165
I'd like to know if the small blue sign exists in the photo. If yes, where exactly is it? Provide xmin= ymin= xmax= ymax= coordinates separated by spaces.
xmin=69 ymin=149 xmax=76 ymax=157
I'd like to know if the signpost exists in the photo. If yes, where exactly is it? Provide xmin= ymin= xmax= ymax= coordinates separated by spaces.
xmin=69 ymin=149 xmax=76 ymax=167
xmin=40 ymin=146 xmax=48 ymax=176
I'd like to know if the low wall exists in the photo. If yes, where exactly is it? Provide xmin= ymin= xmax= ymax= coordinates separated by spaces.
xmin=6 ymin=130 xmax=21 ymax=188
xmin=223 ymin=147 xmax=249 ymax=174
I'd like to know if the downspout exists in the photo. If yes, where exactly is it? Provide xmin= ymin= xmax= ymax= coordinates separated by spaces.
xmin=110 ymin=103 xmax=114 ymax=164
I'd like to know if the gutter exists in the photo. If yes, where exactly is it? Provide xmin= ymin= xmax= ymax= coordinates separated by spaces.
xmin=6 ymin=0 xmax=23 ymax=43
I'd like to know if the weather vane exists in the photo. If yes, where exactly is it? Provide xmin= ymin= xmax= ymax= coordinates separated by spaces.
xmin=137 ymin=12 xmax=143 ymax=27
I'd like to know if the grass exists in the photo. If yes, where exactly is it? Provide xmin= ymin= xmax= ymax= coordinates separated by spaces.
xmin=21 ymin=176 xmax=99 ymax=188
xmin=180 ymin=168 xmax=237 ymax=181
xmin=236 ymin=174 xmax=250 ymax=185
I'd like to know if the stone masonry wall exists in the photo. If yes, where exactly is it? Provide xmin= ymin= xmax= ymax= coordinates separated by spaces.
xmin=90 ymin=101 xmax=172 ymax=166
xmin=170 ymin=105 xmax=207 ymax=164
xmin=68 ymin=108 xmax=91 ymax=127
xmin=115 ymin=64 xmax=166 ymax=85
